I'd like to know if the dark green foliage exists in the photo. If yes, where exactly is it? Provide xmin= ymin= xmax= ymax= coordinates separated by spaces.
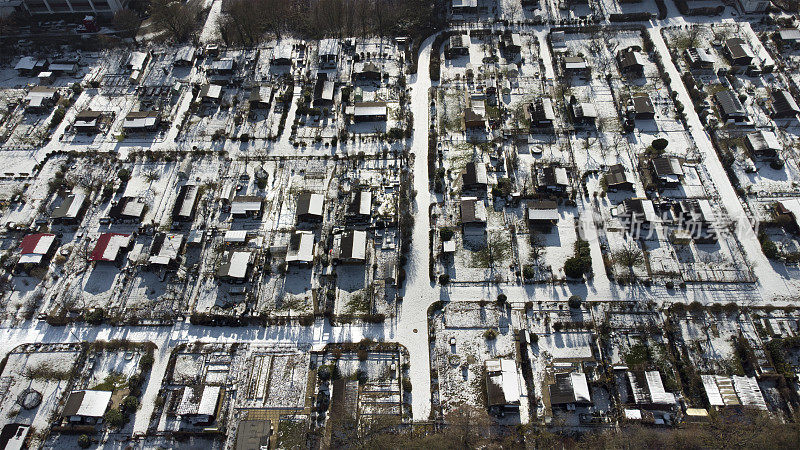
xmin=652 ymin=138 xmax=669 ymax=151
xmin=104 ymin=407 xmax=125 ymax=428
xmin=117 ymin=168 xmax=131 ymax=182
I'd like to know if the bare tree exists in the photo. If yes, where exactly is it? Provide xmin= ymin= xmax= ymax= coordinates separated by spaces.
xmin=686 ymin=26 xmax=703 ymax=48
xmin=444 ymin=405 xmax=492 ymax=448
xmin=530 ymin=231 xmax=545 ymax=265
xmin=113 ymin=9 xmax=142 ymax=42
xmin=149 ymin=0 xmax=202 ymax=43
xmin=614 ymin=242 xmax=644 ymax=279
xmin=504 ymin=0 xmax=521 ymax=22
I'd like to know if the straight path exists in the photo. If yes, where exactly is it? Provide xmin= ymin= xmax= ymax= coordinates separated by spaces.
xmin=199 ymin=0 xmax=223 ymax=44
xmin=397 ymin=33 xmax=440 ymax=421
xmin=648 ymin=26 xmax=792 ymax=300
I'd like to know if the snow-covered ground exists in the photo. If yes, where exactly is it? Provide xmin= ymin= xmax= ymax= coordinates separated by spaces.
xmin=397 ymin=33 xmax=439 ymax=421
xmin=2 ymin=4 xmax=800 ymax=436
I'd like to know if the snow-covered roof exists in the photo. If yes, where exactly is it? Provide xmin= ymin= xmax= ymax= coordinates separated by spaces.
xmin=149 ymin=234 xmax=183 ymax=265
xmin=732 ymin=376 xmax=767 ymax=410
xmin=689 ymin=47 xmax=715 ymax=64
xmin=460 ymin=197 xmax=486 ymax=223
xmin=224 ymin=230 xmax=247 ymax=243
xmin=747 ymin=130 xmax=781 ymax=153
xmin=725 ymin=38 xmax=754 ymax=62
xmin=485 ymin=359 xmax=521 ymax=407
xmin=273 ymin=42 xmax=293 ymax=61
xmin=337 ymin=230 xmax=367 ymax=261
xmin=250 ymin=86 xmax=273 ymax=103
xmin=123 ymin=111 xmax=159 ymax=129
xmin=702 ymin=375 xmax=766 ymax=409
xmin=62 ymin=390 xmax=112 ymax=418
xmin=695 ymin=199 xmax=715 ymax=223
xmin=286 ymin=231 xmax=314 ymax=264
xmin=119 ymin=199 xmax=145 ymax=219
xmin=175 ymin=185 xmax=199 ymax=220
xmin=527 ymin=200 xmax=559 ymax=222
xmin=231 ymin=196 xmax=263 ymax=215
xmin=645 ymin=371 xmax=675 ymax=405
xmin=15 ymin=56 xmax=42 ymax=71
xmin=187 ymin=230 xmax=204 ymax=244
xmin=218 ymin=251 xmax=250 ymax=279
xmin=19 ymin=254 xmax=44 ymax=265
xmin=48 ymin=63 xmax=76 ymax=72
xmin=127 ymin=51 xmax=149 ymax=71
xmin=175 ymin=45 xmax=196 ymax=63
xmin=198 ymin=385 xmax=221 ymax=416
xmin=553 ymin=167 xmax=568 ymax=185
xmin=2 ymin=424 xmax=27 ymax=450
xmin=19 ymin=233 xmax=56 ymax=264
xmin=25 ymin=86 xmax=57 ymax=103
xmin=52 ymin=193 xmax=86 ymax=220
xmin=652 ymin=157 xmax=683 ymax=180
xmin=175 ymin=386 xmax=217 ymax=416
xmin=227 ymin=251 xmax=250 ymax=278
xmin=19 ymin=233 xmax=55 ymax=256
xmin=564 ymin=56 xmax=588 ymax=70
xmin=550 ymin=371 xmax=591 ymax=405
xmin=89 ymin=233 xmax=132 ymax=262
xmin=500 ymin=360 xmax=521 ymax=402
xmin=200 ymin=84 xmax=222 ymax=99
xmin=702 ymin=374 xmax=726 ymax=406
xmin=686 ymin=47 xmax=715 ymax=69
xmin=320 ymin=80 xmax=335 ymax=101
xmin=571 ymin=372 xmax=591 ymax=403
xmin=575 ymin=102 xmax=597 ymax=118
xmin=28 ymin=96 xmax=44 ymax=108
xmin=358 ymin=191 xmax=372 ymax=216
xmin=352 ymin=101 xmax=388 ymax=117
xmin=621 ymin=198 xmax=657 ymax=223
xmin=779 ymin=29 xmax=800 ymax=42
xmin=74 ymin=111 xmax=101 ymax=128
xmin=211 ymin=59 xmax=234 ymax=72
xmin=463 ymin=161 xmax=488 ymax=186
xmin=297 ymin=192 xmax=324 ymax=218
xmin=624 ymin=409 xmax=642 ymax=420
xmin=551 ymin=31 xmax=566 ymax=49
xmin=526 ymin=208 xmax=560 ymax=221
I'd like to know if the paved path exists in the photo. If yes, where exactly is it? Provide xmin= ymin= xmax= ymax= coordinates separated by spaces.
xmin=397 ymin=33 xmax=440 ymax=421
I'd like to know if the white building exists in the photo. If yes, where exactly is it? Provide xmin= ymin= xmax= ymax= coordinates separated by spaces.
xmin=19 ymin=0 xmax=128 ymax=15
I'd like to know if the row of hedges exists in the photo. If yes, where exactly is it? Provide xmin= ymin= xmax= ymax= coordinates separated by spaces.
xmin=675 ymin=0 xmax=724 ymax=15
xmin=189 ymin=313 xmax=312 ymax=327
xmin=655 ymin=0 xmax=668 ymax=20
xmin=428 ymin=31 xmax=455 ymax=82
xmin=188 ymin=312 xmax=386 ymax=327
xmin=609 ymin=12 xmax=652 ymax=22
